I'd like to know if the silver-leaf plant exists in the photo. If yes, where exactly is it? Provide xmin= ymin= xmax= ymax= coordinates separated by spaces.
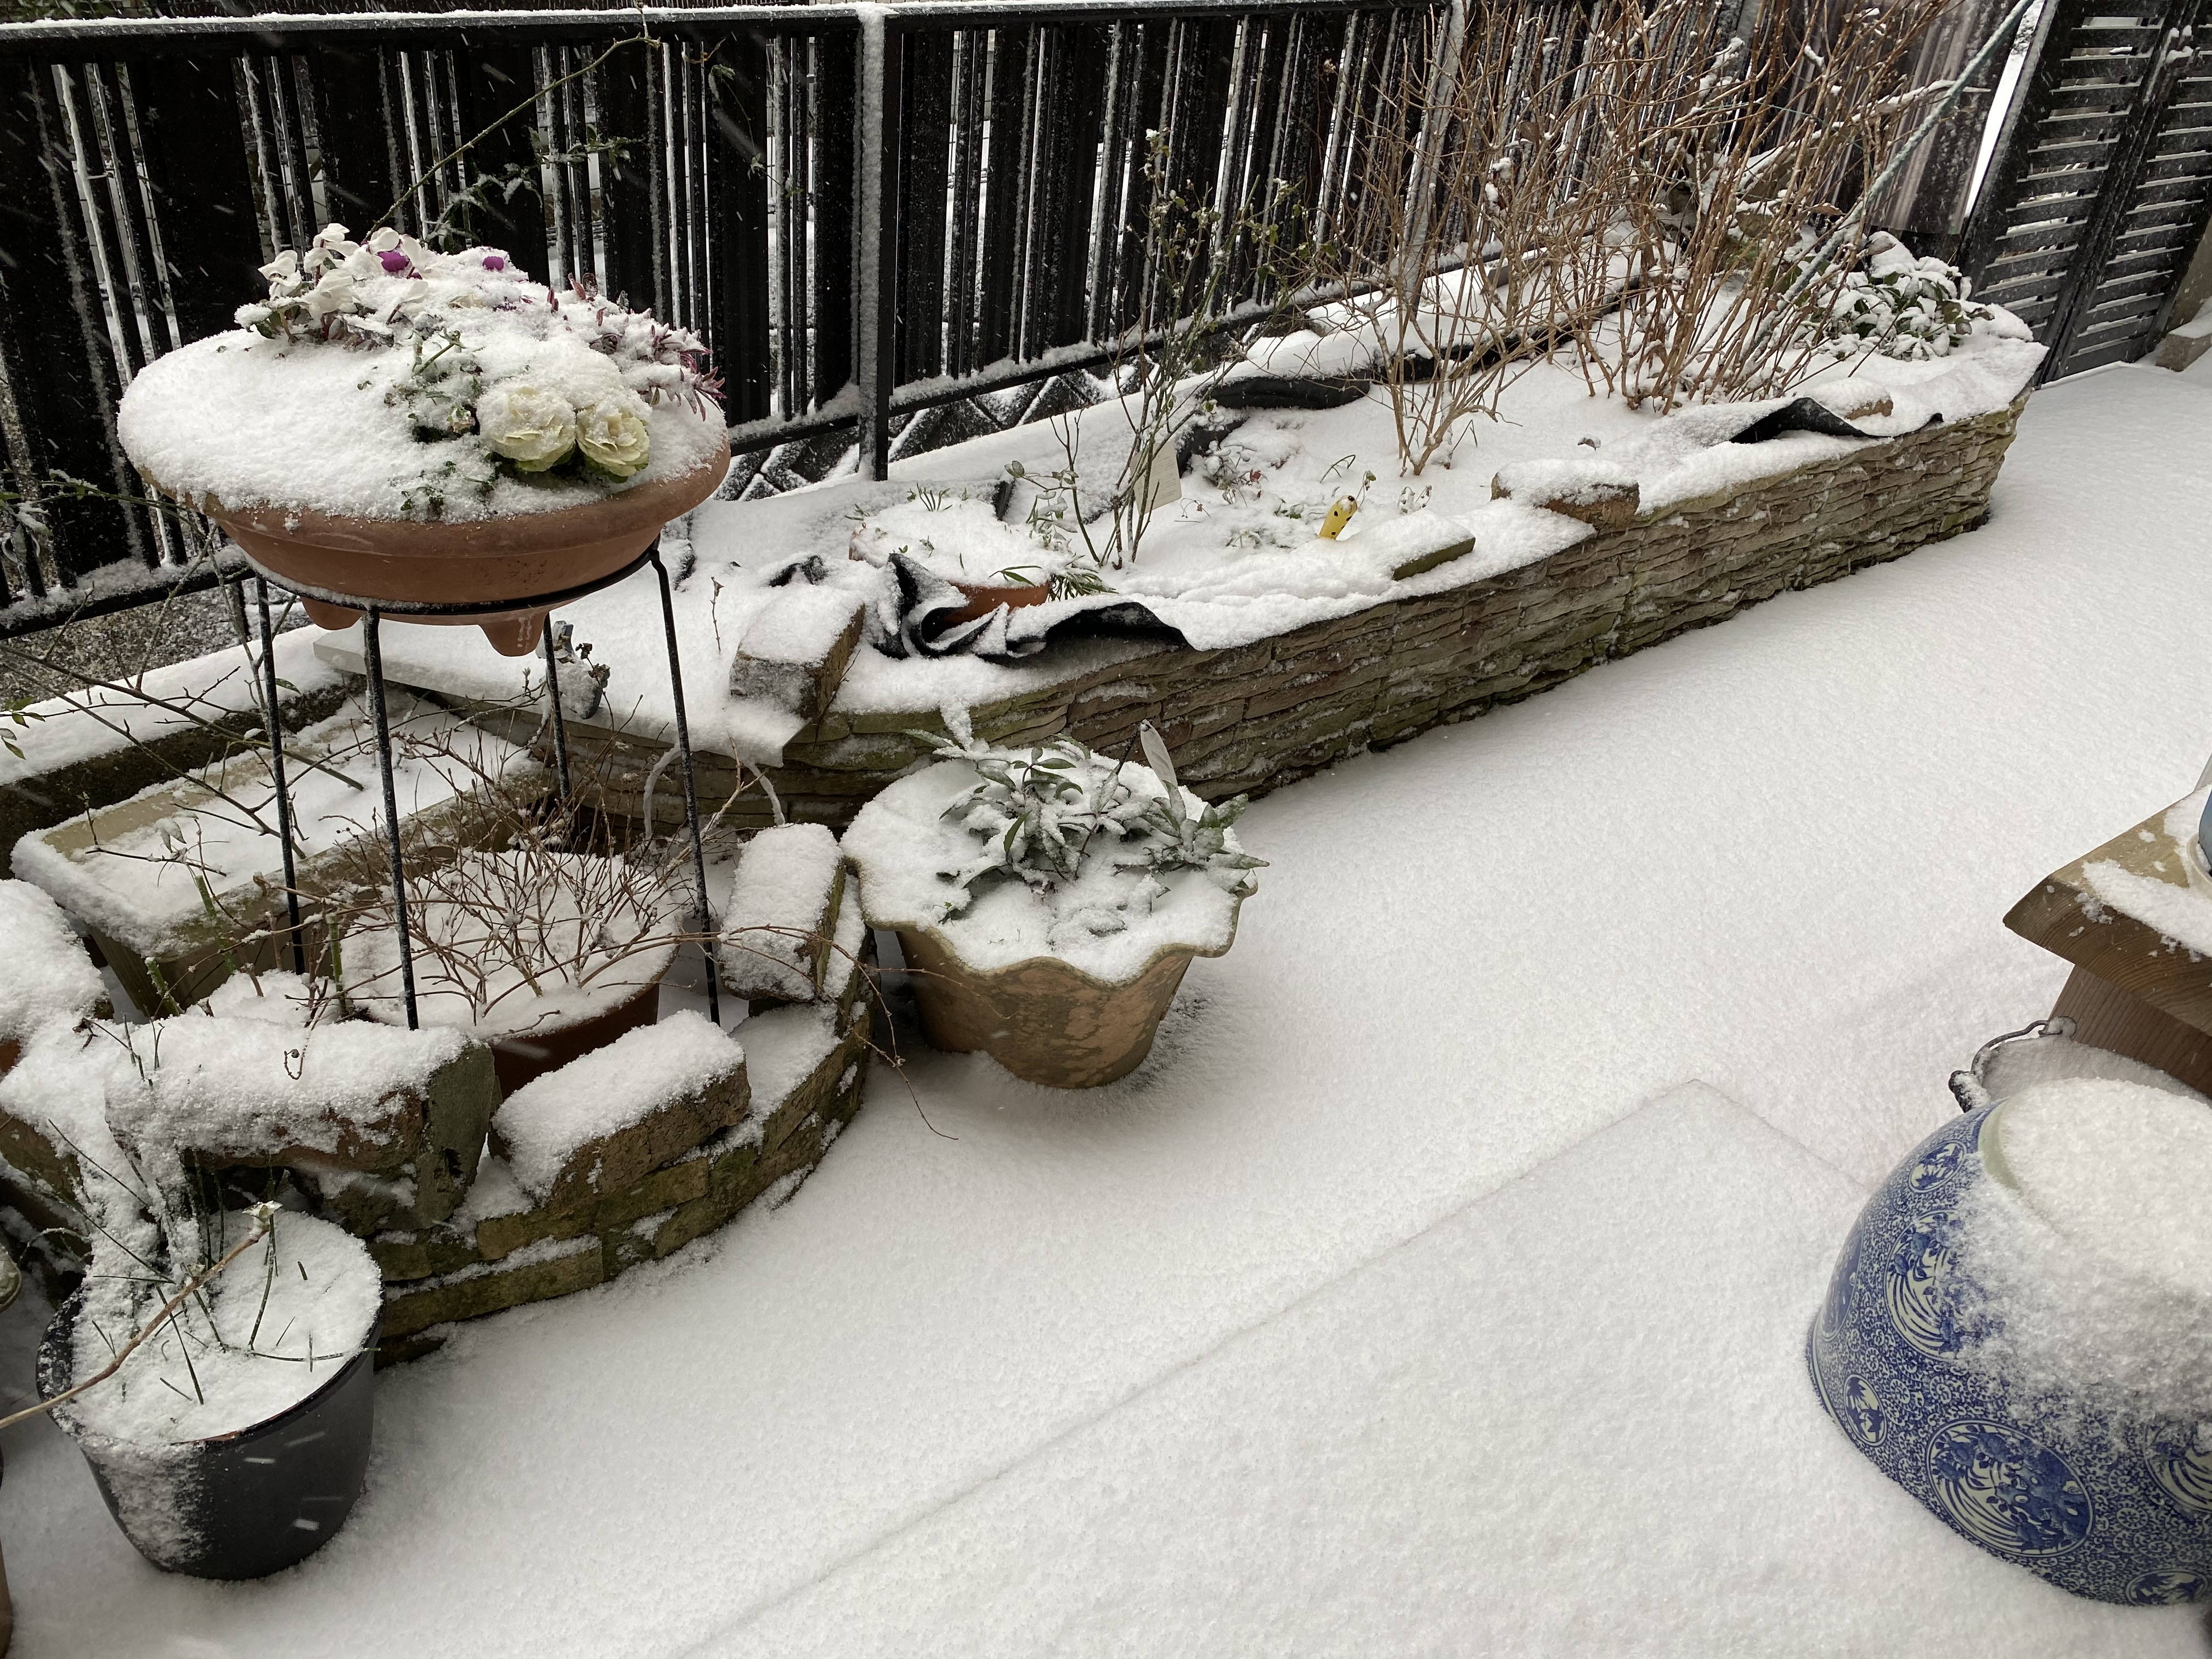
xmin=910 ymin=719 xmax=1266 ymax=903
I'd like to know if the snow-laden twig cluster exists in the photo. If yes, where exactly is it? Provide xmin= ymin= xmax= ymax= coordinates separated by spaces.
xmin=1314 ymin=0 xmax=1970 ymax=466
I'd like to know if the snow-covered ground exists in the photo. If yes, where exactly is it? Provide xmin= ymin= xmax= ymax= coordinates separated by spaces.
xmin=8 ymin=360 xmax=2212 ymax=1656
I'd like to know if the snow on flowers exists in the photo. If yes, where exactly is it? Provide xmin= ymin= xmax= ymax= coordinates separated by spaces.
xmin=233 ymin=222 xmax=718 ymax=504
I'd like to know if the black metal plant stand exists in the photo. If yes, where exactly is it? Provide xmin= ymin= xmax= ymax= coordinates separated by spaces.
xmin=240 ymin=534 xmax=720 ymax=1032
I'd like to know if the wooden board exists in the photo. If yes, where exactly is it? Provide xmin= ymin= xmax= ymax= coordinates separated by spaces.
xmin=2050 ymin=963 xmax=2212 ymax=1097
xmin=2005 ymin=793 xmax=2212 ymax=1039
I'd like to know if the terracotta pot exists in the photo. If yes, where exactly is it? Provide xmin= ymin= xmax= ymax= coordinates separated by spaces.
xmin=192 ymin=435 xmax=729 ymax=656
xmin=485 ymin=973 xmax=665 ymax=1094
xmin=896 ymin=926 xmax=1227 ymax=1088
xmin=945 ymin=578 xmax=1051 ymax=628
xmin=362 ymin=969 xmax=665 ymax=1096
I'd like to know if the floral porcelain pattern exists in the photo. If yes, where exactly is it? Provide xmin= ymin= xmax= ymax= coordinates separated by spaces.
xmin=1808 ymin=1101 xmax=2212 ymax=1603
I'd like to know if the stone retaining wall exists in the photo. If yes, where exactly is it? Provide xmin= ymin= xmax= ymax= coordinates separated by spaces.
xmin=556 ymin=400 xmax=2023 ymax=828
xmin=374 ymin=989 xmax=874 ymax=1364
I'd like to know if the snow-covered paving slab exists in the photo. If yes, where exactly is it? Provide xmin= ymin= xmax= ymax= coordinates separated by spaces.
xmin=4 ymin=364 xmax=2212 ymax=1656
xmin=697 ymin=1084 xmax=2203 ymax=1657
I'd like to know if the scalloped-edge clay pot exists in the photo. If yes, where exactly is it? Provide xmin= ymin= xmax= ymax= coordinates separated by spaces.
xmin=895 ymin=921 xmax=1238 ymax=1088
xmin=184 ymin=436 xmax=729 ymax=656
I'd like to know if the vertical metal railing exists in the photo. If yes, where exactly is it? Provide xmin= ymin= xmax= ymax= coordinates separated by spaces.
xmin=0 ymin=0 xmax=2046 ymax=635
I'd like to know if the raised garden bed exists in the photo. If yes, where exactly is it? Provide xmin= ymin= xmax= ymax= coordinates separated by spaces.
xmin=465 ymin=393 xmax=2024 ymax=832
xmin=0 ymin=828 xmax=877 ymax=1367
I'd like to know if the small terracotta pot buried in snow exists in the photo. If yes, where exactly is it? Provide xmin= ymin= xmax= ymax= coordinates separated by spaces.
xmin=360 ymin=967 xmax=668 ymax=1097
xmin=37 ymin=1293 xmax=378 ymax=1582
xmin=481 ymin=973 xmax=665 ymax=1096
xmin=944 ymin=579 xmax=1051 ymax=628
xmin=895 ymin=924 xmax=1233 ymax=1089
xmin=172 ymin=436 xmax=729 ymax=657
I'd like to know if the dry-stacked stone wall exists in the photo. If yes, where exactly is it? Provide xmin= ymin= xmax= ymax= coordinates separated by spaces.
xmin=0 ymin=958 xmax=876 ymax=1365
xmin=373 ymin=976 xmax=875 ymax=1364
xmin=561 ymin=400 xmax=2020 ymax=828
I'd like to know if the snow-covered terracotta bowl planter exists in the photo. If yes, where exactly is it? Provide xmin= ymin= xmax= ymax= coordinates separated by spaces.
xmin=118 ymin=225 xmax=729 ymax=655
xmin=343 ymin=847 xmax=683 ymax=1095
xmin=40 ymin=1207 xmax=382 ymax=1579
xmin=1809 ymin=1026 xmax=2212 ymax=1604
xmin=843 ymin=728 xmax=1262 ymax=1087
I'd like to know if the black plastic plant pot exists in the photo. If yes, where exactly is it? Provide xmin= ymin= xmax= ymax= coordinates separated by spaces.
xmin=37 ymin=1290 xmax=377 ymax=1579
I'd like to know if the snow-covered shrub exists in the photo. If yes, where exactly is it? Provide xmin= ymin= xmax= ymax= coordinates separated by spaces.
xmin=333 ymin=771 xmax=697 ymax=1037
xmin=1820 ymin=233 xmax=1991 ymax=362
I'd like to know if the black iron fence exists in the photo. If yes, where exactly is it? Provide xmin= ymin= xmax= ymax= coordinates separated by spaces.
xmin=0 ymin=0 xmax=1447 ymax=624
xmin=1 ymin=0 xmax=2207 ymax=636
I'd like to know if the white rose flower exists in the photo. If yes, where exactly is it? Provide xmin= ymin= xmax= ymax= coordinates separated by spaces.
xmin=477 ymin=382 xmax=577 ymax=471
xmin=576 ymin=398 xmax=651 ymax=478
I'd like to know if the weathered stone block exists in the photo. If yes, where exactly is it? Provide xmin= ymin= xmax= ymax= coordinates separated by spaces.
xmin=95 ymin=1018 xmax=500 ymax=1233
xmin=783 ymin=731 xmax=934 ymax=774
xmin=727 ymin=586 xmax=868 ymax=721
xmin=1491 ymin=466 xmax=1640 ymax=532
xmin=379 ymin=1235 xmax=606 ymax=1342
xmin=491 ymin=1011 xmax=749 ymax=1217
xmin=717 ymin=825 xmax=848 ymax=1005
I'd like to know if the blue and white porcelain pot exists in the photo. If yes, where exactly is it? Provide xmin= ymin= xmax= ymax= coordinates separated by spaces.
xmin=1808 ymin=1021 xmax=2212 ymax=1605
